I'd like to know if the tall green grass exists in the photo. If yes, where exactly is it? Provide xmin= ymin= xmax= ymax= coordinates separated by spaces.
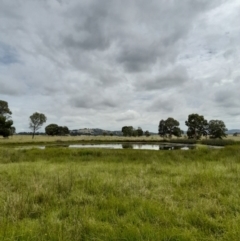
xmin=200 ymin=139 xmax=236 ymax=146
xmin=0 ymin=146 xmax=240 ymax=240
xmin=163 ymin=138 xmax=197 ymax=144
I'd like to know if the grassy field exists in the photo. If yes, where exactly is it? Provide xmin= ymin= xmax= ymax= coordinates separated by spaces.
xmin=0 ymin=134 xmax=240 ymax=145
xmin=1 ymin=135 xmax=164 ymax=144
xmin=0 ymin=146 xmax=240 ymax=240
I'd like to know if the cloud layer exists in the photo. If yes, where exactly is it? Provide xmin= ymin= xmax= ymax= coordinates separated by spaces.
xmin=0 ymin=0 xmax=239 ymax=132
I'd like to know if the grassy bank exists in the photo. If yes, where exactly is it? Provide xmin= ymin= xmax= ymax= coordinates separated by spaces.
xmin=1 ymin=134 xmax=240 ymax=146
xmin=0 ymin=135 xmax=162 ymax=146
xmin=0 ymin=146 xmax=240 ymax=240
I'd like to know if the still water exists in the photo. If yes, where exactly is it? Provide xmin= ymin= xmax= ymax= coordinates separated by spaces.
xmin=46 ymin=143 xmax=196 ymax=150
xmin=18 ymin=143 xmax=224 ymax=151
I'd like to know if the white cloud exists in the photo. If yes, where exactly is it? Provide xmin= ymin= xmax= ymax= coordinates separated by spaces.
xmin=117 ymin=110 xmax=141 ymax=121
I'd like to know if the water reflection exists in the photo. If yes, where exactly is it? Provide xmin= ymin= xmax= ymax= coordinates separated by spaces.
xmin=67 ymin=143 xmax=195 ymax=151
xmin=17 ymin=143 xmax=197 ymax=151
xmin=45 ymin=144 xmax=69 ymax=148
xmin=159 ymin=145 xmax=194 ymax=150
xmin=122 ymin=144 xmax=133 ymax=149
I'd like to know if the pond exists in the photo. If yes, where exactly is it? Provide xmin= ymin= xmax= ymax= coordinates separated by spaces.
xmin=16 ymin=143 xmax=224 ymax=151
xmin=69 ymin=143 xmax=196 ymax=150
xmin=43 ymin=143 xmax=196 ymax=150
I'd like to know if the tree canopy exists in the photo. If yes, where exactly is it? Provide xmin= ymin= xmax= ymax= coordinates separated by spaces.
xmin=208 ymin=120 xmax=227 ymax=139
xmin=136 ymin=127 xmax=143 ymax=137
xmin=122 ymin=126 xmax=134 ymax=136
xmin=145 ymin=130 xmax=150 ymax=137
xmin=121 ymin=126 xmax=145 ymax=137
xmin=29 ymin=112 xmax=47 ymax=139
xmin=158 ymin=117 xmax=181 ymax=138
xmin=45 ymin=124 xmax=69 ymax=136
xmin=0 ymin=116 xmax=13 ymax=137
xmin=45 ymin=124 xmax=59 ymax=136
xmin=185 ymin=114 xmax=208 ymax=139
xmin=58 ymin=126 xmax=69 ymax=136
xmin=0 ymin=100 xmax=12 ymax=116
xmin=0 ymin=100 xmax=14 ymax=137
xmin=158 ymin=120 xmax=167 ymax=138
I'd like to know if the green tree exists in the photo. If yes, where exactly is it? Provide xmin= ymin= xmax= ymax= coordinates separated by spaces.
xmin=137 ymin=127 xmax=143 ymax=137
xmin=145 ymin=130 xmax=150 ymax=137
xmin=122 ymin=126 xmax=127 ymax=136
xmin=29 ymin=112 xmax=47 ymax=139
xmin=0 ymin=116 xmax=13 ymax=137
xmin=45 ymin=124 xmax=69 ymax=136
xmin=158 ymin=118 xmax=181 ymax=138
xmin=0 ymin=100 xmax=12 ymax=117
xmin=164 ymin=117 xmax=181 ymax=138
xmin=122 ymin=126 xmax=133 ymax=137
xmin=158 ymin=120 xmax=167 ymax=138
xmin=185 ymin=113 xmax=208 ymax=139
xmin=208 ymin=120 xmax=227 ymax=139
xmin=45 ymin=124 xmax=59 ymax=136
xmin=132 ymin=129 xmax=138 ymax=137
xmin=59 ymin=126 xmax=69 ymax=136
xmin=0 ymin=100 xmax=14 ymax=138
xmin=172 ymin=127 xmax=182 ymax=138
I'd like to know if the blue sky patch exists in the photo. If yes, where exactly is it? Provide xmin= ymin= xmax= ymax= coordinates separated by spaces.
xmin=0 ymin=42 xmax=19 ymax=65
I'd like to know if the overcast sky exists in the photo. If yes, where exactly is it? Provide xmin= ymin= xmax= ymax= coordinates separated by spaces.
xmin=1 ymin=0 xmax=239 ymax=132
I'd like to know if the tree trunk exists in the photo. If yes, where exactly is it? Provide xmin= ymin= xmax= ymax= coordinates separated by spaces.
xmin=32 ymin=127 xmax=35 ymax=139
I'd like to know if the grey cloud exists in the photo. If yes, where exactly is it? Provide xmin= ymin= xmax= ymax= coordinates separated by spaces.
xmin=59 ymin=0 xmax=218 ymax=73
xmin=136 ymin=65 xmax=189 ymax=91
xmin=0 ymin=70 xmax=27 ymax=95
xmin=114 ymin=0 xmax=217 ymax=72
xmin=61 ymin=0 xmax=114 ymax=52
xmin=147 ymin=97 xmax=175 ymax=113
xmin=0 ymin=1 xmax=22 ymax=20
xmin=117 ymin=46 xmax=158 ymax=73
xmin=234 ymin=76 xmax=240 ymax=82
xmin=69 ymin=92 xmax=119 ymax=110
xmin=214 ymin=89 xmax=240 ymax=108
xmin=96 ymin=72 xmax=121 ymax=87
xmin=0 ymin=82 xmax=24 ymax=96
xmin=63 ymin=34 xmax=110 ymax=52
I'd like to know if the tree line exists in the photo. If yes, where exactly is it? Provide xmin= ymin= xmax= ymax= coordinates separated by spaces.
xmin=121 ymin=126 xmax=150 ymax=137
xmin=121 ymin=115 xmax=228 ymax=140
xmin=158 ymin=115 xmax=227 ymax=139
xmin=0 ymin=100 xmax=228 ymax=139
xmin=0 ymin=100 xmax=69 ymax=139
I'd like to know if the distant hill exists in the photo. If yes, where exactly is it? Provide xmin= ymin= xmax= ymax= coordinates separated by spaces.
xmin=70 ymin=128 xmax=123 ymax=136
xmin=226 ymin=129 xmax=240 ymax=134
xmin=70 ymin=128 xmax=159 ymax=136
xmin=92 ymin=128 xmax=123 ymax=136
